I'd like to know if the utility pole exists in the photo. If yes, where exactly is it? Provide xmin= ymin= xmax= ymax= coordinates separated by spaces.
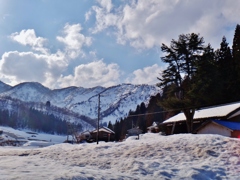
xmin=97 ymin=94 xmax=100 ymax=144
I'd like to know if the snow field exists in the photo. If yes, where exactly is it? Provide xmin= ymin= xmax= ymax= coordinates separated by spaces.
xmin=0 ymin=133 xmax=240 ymax=179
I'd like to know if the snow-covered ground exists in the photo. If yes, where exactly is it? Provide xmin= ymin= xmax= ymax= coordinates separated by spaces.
xmin=0 ymin=127 xmax=240 ymax=179
xmin=0 ymin=126 xmax=66 ymax=147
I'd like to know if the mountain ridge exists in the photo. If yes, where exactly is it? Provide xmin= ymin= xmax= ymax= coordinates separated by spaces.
xmin=0 ymin=81 xmax=161 ymax=129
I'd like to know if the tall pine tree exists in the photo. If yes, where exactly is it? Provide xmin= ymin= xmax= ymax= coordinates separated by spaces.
xmin=215 ymin=36 xmax=234 ymax=103
xmin=191 ymin=44 xmax=219 ymax=106
xmin=232 ymin=24 xmax=240 ymax=100
xmin=158 ymin=33 xmax=208 ymax=133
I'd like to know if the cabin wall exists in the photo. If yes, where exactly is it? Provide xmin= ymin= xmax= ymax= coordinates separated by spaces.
xmin=163 ymin=121 xmax=203 ymax=135
xmin=91 ymin=131 xmax=115 ymax=142
xmin=197 ymin=123 xmax=231 ymax=137
xmin=231 ymin=130 xmax=240 ymax=138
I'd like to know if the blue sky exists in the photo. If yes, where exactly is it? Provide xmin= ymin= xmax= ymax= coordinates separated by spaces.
xmin=0 ymin=0 xmax=239 ymax=89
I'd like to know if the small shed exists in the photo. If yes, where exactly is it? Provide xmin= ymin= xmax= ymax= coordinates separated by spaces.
xmin=91 ymin=127 xmax=115 ymax=142
xmin=75 ymin=130 xmax=92 ymax=143
xmin=127 ymin=127 xmax=143 ymax=139
xmin=147 ymin=122 xmax=159 ymax=133
xmin=195 ymin=120 xmax=240 ymax=138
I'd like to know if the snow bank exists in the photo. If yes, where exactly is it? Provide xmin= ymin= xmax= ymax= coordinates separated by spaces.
xmin=0 ymin=133 xmax=240 ymax=179
xmin=23 ymin=141 xmax=56 ymax=147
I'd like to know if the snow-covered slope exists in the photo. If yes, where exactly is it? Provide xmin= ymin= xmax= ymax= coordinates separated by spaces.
xmin=0 ymin=81 xmax=11 ymax=93
xmin=0 ymin=82 xmax=51 ymax=102
xmin=69 ymin=84 xmax=160 ymax=123
xmin=0 ymin=126 xmax=66 ymax=145
xmin=0 ymin=82 xmax=161 ymax=125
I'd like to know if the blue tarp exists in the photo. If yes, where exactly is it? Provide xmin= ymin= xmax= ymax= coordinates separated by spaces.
xmin=213 ymin=120 xmax=240 ymax=130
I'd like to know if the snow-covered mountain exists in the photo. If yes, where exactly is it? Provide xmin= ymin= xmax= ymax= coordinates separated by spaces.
xmin=0 ymin=81 xmax=161 ymax=127
xmin=0 ymin=81 xmax=11 ymax=93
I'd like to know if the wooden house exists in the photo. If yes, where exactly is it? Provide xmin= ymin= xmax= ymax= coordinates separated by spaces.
xmin=90 ymin=127 xmax=115 ymax=142
xmin=195 ymin=120 xmax=240 ymax=138
xmin=160 ymin=102 xmax=240 ymax=135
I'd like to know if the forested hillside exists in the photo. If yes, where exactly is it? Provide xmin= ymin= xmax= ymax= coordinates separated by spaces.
xmin=0 ymin=98 xmax=85 ymax=135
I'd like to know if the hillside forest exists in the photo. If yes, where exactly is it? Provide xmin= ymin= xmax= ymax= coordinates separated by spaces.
xmin=0 ymin=98 xmax=85 ymax=135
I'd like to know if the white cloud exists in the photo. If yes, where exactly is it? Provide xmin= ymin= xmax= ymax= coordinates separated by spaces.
xmin=0 ymin=51 xmax=68 ymax=88
xmin=10 ymin=29 xmax=49 ymax=54
xmin=58 ymin=60 xmax=120 ymax=88
xmin=126 ymin=64 xmax=163 ymax=85
xmin=97 ymin=0 xmax=113 ymax=13
xmin=0 ymin=23 xmax=99 ymax=89
xmin=56 ymin=23 xmax=92 ymax=59
xmin=90 ymin=0 xmax=240 ymax=49
xmin=85 ymin=10 xmax=92 ymax=21
xmin=89 ymin=2 xmax=119 ymax=34
xmin=0 ymin=51 xmax=49 ymax=83
xmin=0 ymin=50 xmax=121 ymax=89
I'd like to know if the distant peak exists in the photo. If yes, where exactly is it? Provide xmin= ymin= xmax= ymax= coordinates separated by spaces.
xmin=0 ymin=81 xmax=12 ymax=93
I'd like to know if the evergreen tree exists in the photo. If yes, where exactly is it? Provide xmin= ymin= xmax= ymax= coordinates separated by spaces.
xmin=46 ymin=101 xmax=51 ymax=108
xmin=146 ymin=93 xmax=166 ymax=126
xmin=114 ymin=120 xmax=121 ymax=141
xmin=107 ymin=121 xmax=114 ymax=131
xmin=232 ymin=24 xmax=240 ymax=64
xmin=119 ymin=119 xmax=126 ymax=139
xmin=137 ymin=102 xmax=147 ymax=132
xmin=191 ymin=44 xmax=219 ymax=106
xmin=215 ymin=36 xmax=235 ymax=103
xmin=232 ymin=24 xmax=240 ymax=99
xmin=158 ymin=33 xmax=207 ymax=133
xmin=140 ymin=102 xmax=146 ymax=114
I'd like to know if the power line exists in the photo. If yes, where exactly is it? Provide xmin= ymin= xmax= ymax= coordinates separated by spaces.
xmin=128 ymin=111 xmax=166 ymax=117
xmin=126 ymin=101 xmax=240 ymax=118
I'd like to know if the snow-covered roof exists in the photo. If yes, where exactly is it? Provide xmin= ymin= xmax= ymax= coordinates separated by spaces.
xmin=147 ymin=122 xmax=159 ymax=129
xmin=102 ymin=126 xmax=115 ymax=134
xmin=91 ymin=126 xmax=115 ymax=134
xmin=163 ymin=102 xmax=240 ymax=123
